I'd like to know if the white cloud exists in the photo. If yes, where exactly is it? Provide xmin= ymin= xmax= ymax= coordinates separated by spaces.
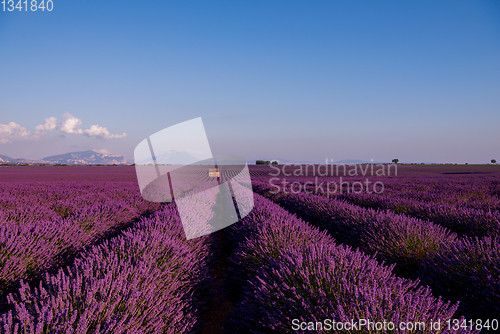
xmin=0 ymin=113 xmax=126 ymax=144
xmin=59 ymin=113 xmax=126 ymax=139
xmin=59 ymin=113 xmax=83 ymax=134
xmin=35 ymin=117 xmax=58 ymax=134
xmin=83 ymin=124 xmax=126 ymax=139
xmin=94 ymin=148 xmax=111 ymax=154
xmin=0 ymin=122 xmax=32 ymax=144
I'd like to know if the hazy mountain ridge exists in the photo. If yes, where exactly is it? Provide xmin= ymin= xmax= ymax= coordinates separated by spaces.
xmin=0 ymin=154 xmax=19 ymax=163
xmin=43 ymin=150 xmax=127 ymax=165
xmin=142 ymin=149 xmax=199 ymax=165
xmin=0 ymin=150 xmax=128 ymax=165
xmin=250 ymin=158 xmax=379 ymax=164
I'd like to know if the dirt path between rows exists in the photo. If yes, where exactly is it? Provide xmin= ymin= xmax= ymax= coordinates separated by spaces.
xmin=199 ymin=227 xmax=236 ymax=334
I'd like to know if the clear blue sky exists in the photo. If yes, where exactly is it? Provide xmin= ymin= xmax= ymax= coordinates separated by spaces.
xmin=1 ymin=0 xmax=499 ymax=163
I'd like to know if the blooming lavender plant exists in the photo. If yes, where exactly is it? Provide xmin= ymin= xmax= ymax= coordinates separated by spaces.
xmin=335 ymin=191 xmax=500 ymax=237
xmin=254 ymin=181 xmax=456 ymax=276
xmin=0 ymin=204 xmax=214 ymax=333
xmin=0 ymin=182 xmax=158 ymax=295
xmin=225 ymin=193 xmax=474 ymax=333
xmin=420 ymin=236 xmax=500 ymax=319
xmin=226 ymin=194 xmax=334 ymax=292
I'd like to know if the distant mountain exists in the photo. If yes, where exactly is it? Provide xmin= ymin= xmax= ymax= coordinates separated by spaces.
xmin=42 ymin=150 xmax=127 ymax=165
xmin=0 ymin=154 xmax=18 ymax=163
xmin=250 ymin=158 xmax=317 ymax=165
xmin=334 ymin=159 xmax=370 ymax=164
xmin=249 ymin=158 xmax=376 ymax=165
xmin=0 ymin=154 xmax=49 ymax=164
xmin=138 ymin=149 xmax=199 ymax=165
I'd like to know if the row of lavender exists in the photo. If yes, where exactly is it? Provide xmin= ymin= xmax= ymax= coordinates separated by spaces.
xmin=348 ymin=174 xmax=500 ymax=211
xmin=0 ymin=203 xmax=216 ymax=333
xmin=249 ymin=165 xmax=500 ymax=212
xmin=252 ymin=181 xmax=500 ymax=320
xmin=0 ymin=182 xmax=159 ymax=295
xmin=222 ymin=192 xmax=476 ymax=333
xmin=253 ymin=164 xmax=500 ymax=210
xmin=263 ymin=174 xmax=500 ymax=237
xmin=329 ymin=179 xmax=500 ymax=237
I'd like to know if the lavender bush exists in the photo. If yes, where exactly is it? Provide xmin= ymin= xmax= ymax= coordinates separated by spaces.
xmin=0 ymin=182 xmax=158 ymax=295
xmin=335 ymin=191 xmax=500 ymax=237
xmin=225 ymin=193 xmax=474 ymax=333
xmin=253 ymin=180 xmax=500 ymax=321
xmin=254 ymin=181 xmax=456 ymax=276
xmin=252 ymin=169 xmax=500 ymax=236
xmin=420 ymin=236 xmax=500 ymax=319
xmin=0 ymin=204 xmax=214 ymax=333
xmin=226 ymin=194 xmax=334 ymax=292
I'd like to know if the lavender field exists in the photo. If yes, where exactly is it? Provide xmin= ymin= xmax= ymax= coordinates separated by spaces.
xmin=0 ymin=165 xmax=499 ymax=333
